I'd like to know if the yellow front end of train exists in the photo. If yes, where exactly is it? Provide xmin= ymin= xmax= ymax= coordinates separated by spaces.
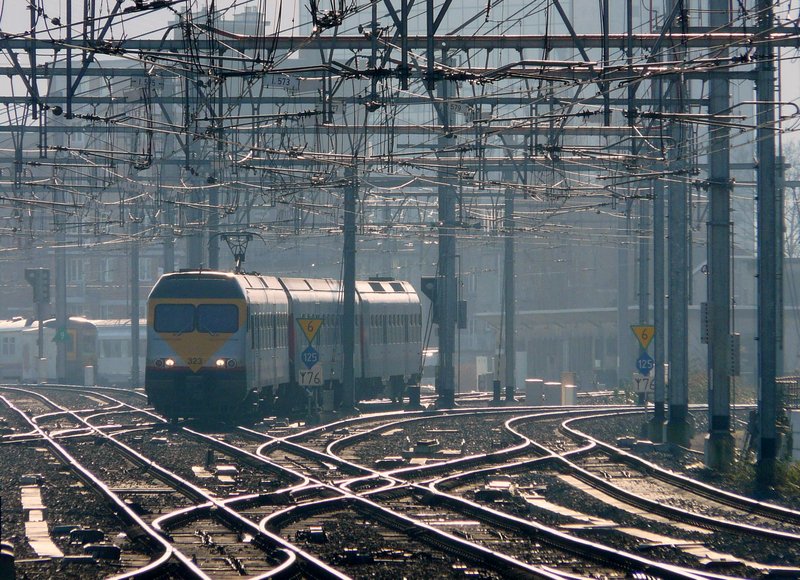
xmin=145 ymin=272 xmax=248 ymax=420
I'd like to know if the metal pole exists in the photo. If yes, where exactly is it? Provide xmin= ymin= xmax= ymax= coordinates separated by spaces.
xmin=28 ymin=0 xmax=37 ymax=119
xmin=602 ymin=0 xmax=610 ymax=126
xmin=776 ymin=154 xmax=785 ymax=377
xmin=503 ymin=179 xmax=515 ymax=399
xmin=400 ymin=0 xmax=409 ymax=90
xmin=130 ymin=218 xmax=140 ymax=387
xmin=666 ymin=73 xmax=691 ymax=446
xmin=705 ymin=0 xmax=734 ymax=469
xmin=184 ymin=23 xmax=203 ymax=269
xmin=164 ymin=202 xmax=175 ymax=274
xmin=436 ymin=45 xmax=457 ymax=408
xmin=54 ymin=0 xmax=72 ymax=383
xmin=425 ymin=0 xmax=435 ymax=90
xmin=66 ymin=0 xmax=73 ymax=117
xmin=208 ymin=12 xmax=223 ymax=272
xmin=651 ymin=173 xmax=666 ymax=441
xmin=638 ymin=205 xmax=649 ymax=325
xmin=756 ymin=0 xmax=779 ymax=489
xmin=617 ymin=204 xmax=631 ymax=390
xmin=55 ymin=222 xmax=66 ymax=382
xmin=630 ymin=0 xmax=650 ymax=410
xmin=341 ymin=164 xmax=357 ymax=409
xmin=630 ymin=0 xmax=647 ymax=327
xmin=36 ymin=301 xmax=43 ymax=361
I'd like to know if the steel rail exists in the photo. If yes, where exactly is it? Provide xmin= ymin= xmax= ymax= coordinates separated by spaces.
xmin=245 ymin=407 xmax=593 ymax=577
xmin=562 ymin=413 xmax=800 ymax=527
xmin=260 ymin=494 xmax=567 ymax=580
xmin=266 ymin=405 xmax=708 ymax=578
xmin=0 ymin=390 xmax=209 ymax=580
xmin=508 ymin=409 xmax=800 ymax=541
xmin=150 ymin=502 xmax=302 ymax=579
xmin=2 ymin=386 xmax=350 ymax=580
xmin=403 ymin=412 xmax=712 ymax=579
xmin=412 ymin=482 xmax=707 ymax=580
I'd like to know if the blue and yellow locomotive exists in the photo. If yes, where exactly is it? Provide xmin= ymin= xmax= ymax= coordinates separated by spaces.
xmin=145 ymin=270 xmax=422 ymax=420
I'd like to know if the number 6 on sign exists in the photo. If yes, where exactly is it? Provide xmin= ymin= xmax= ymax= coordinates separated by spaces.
xmin=631 ymin=325 xmax=655 ymax=350
xmin=298 ymin=318 xmax=323 ymax=343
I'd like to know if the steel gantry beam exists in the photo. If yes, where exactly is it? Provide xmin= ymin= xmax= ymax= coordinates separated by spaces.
xmin=2 ymin=30 xmax=799 ymax=52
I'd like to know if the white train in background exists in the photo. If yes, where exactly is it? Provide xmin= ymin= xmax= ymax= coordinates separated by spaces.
xmin=0 ymin=317 xmax=145 ymax=385
xmin=92 ymin=319 xmax=147 ymax=385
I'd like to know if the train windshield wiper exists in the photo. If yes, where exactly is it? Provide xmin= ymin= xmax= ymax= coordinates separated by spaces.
xmin=173 ymin=322 xmax=193 ymax=336
xmin=197 ymin=319 xmax=217 ymax=336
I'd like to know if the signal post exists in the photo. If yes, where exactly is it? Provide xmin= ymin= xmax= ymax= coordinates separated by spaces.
xmin=24 ymin=268 xmax=50 ymax=382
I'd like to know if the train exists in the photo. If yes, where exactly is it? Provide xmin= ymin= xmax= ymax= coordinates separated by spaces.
xmin=92 ymin=319 xmax=146 ymax=384
xmin=0 ymin=316 xmax=146 ymax=385
xmin=145 ymin=269 xmax=424 ymax=420
xmin=0 ymin=316 xmax=98 ymax=384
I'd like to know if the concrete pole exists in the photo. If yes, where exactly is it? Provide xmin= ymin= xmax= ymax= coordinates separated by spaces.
xmin=705 ymin=0 xmax=734 ymax=469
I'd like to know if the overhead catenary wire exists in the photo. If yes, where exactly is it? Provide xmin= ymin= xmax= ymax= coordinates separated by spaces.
xmin=0 ymin=0 xmax=795 ymax=254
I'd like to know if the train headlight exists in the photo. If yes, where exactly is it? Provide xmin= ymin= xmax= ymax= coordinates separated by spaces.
xmin=154 ymin=359 xmax=164 ymax=368
xmin=226 ymin=359 xmax=237 ymax=369
xmin=165 ymin=358 xmax=175 ymax=367
xmin=215 ymin=358 xmax=226 ymax=368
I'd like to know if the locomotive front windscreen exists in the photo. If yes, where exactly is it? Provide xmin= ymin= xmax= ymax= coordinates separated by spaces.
xmin=154 ymin=303 xmax=239 ymax=334
xmin=154 ymin=304 xmax=194 ymax=333
xmin=197 ymin=304 xmax=238 ymax=333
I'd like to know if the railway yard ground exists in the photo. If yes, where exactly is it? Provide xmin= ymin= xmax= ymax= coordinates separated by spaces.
xmin=2 ymin=384 xmax=800 ymax=579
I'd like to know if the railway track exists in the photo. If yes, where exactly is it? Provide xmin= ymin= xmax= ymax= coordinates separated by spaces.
xmin=0 ymin=385 xmax=346 ymax=578
xmin=3 ymin=385 xmax=800 ymax=579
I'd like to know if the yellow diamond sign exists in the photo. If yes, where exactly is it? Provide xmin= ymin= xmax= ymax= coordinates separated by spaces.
xmin=631 ymin=325 xmax=655 ymax=350
xmin=298 ymin=318 xmax=323 ymax=343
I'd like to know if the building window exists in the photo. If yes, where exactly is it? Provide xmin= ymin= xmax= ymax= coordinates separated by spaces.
xmin=2 ymin=336 xmax=14 ymax=356
xmin=67 ymin=258 xmax=86 ymax=283
xmin=102 ymin=258 xmax=115 ymax=283
xmin=139 ymin=258 xmax=154 ymax=282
